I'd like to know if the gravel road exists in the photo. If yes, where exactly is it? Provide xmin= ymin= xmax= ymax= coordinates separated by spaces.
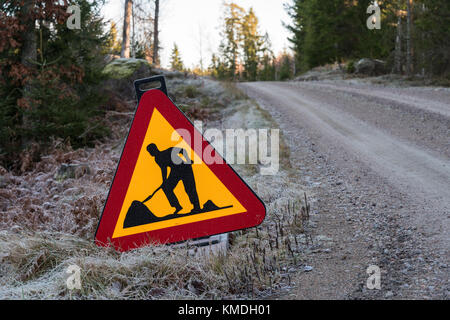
xmin=239 ymin=81 xmax=449 ymax=299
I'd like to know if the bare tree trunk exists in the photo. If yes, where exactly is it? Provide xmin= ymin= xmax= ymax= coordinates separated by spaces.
xmin=20 ymin=0 xmax=37 ymax=149
xmin=153 ymin=0 xmax=160 ymax=66
xmin=131 ymin=0 xmax=135 ymax=58
xmin=121 ymin=0 xmax=133 ymax=58
xmin=198 ymin=25 xmax=204 ymax=72
xmin=394 ymin=8 xmax=403 ymax=74
xmin=20 ymin=0 xmax=37 ymax=69
xmin=420 ymin=3 xmax=425 ymax=77
xmin=406 ymin=0 xmax=413 ymax=76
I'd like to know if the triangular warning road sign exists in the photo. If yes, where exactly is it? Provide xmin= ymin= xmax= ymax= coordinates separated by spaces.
xmin=95 ymin=80 xmax=265 ymax=251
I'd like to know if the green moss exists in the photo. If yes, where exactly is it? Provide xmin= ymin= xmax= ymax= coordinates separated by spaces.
xmin=102 ymin=58 xmax=151 ymax=79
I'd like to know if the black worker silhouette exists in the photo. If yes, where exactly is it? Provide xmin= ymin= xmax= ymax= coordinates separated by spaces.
xmin=147 ymin=143 xmax=201 ymax=214
xmin=123 ymin=143 xmax=233 ymax=229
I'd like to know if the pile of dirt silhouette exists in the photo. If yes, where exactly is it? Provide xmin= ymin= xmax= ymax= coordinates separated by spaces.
xmin=123 ymin=200 xmax=232 ymax=229
xmin=202 ymin=200 xmax=220 ymax=211
xmin=123 ymin=200 xmax=159 ymax=228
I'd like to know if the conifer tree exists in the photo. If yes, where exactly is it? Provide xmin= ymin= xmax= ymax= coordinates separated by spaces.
xmin=108 ymin=22 xmax=122 ymax=55
xmin=219 ymin=2 xmax=245 ymax=79
xmin=170 ymin=43 xmax=184 ymax=71
xmin=258 ymin=33 xmax=275 ymax=81
xmin=278 ymin=51 xmax=294 ymax=80
xmin=0 ymin=0 xmax=109 ymax=168
xmin=241 ymin=8 xmax=263 ymax=81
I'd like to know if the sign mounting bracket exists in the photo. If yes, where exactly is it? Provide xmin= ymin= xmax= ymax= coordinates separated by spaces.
xmin=134 ymin=75 xmax=168 ymax=103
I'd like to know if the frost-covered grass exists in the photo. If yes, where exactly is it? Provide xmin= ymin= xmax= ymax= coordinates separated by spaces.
xmin=0 ymin=76 xmax=310 ymax=299
xmin=0 ymin=200 xmax=310 ymax=299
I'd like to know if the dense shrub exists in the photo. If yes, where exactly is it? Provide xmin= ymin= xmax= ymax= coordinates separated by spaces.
xmin=347 ymin=60 xmax=356 ymax=74
xmin=0 ymin=0 xmax=110 ymax=170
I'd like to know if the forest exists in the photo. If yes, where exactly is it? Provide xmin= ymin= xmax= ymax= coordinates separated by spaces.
xmin=285 ymin=0 xmax=449 ymax=77
xmin=0 ymin=0 xmax=449 ymax=170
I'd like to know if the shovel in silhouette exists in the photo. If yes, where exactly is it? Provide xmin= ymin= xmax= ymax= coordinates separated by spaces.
xmin=142 ymin=184 xmax=163 ymax=204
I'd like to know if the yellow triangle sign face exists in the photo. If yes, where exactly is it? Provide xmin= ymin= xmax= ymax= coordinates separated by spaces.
xmin=112 ymin=108 xmax=246 ymax=238
xmin=95 ymin=88 xmax=266 ymax=251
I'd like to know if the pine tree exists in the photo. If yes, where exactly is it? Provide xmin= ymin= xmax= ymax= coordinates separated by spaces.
xmin=285 ymin=0 xmax=390 ymax=71
xmin=214 ymin=2 xmax=269 ymax=80
xmin=108 ymin=22 xmax=122 ymax=55
xmin=209 ymin=53 xmax=229 ymax=80
xmin=219 ymin=2 xmax=245 ymax=79
xmin=284 ymin=0 xmax=448 ymax=78
xmin=208 ymin=54 xmax=219 ymax=78
xmin=278 ymin=51 xmax=294 ymax=80
xmin=258 ymin=33 xmax=275 ymax=80
xmin=0 ymin=0 xmax=109 ymax=168
xmin=170 ymin=43 xmax=184 ymax=71
xmin=284 ymin=0 xmax=306 ymax=72
xmin=414 ymin=0 xmax=450 ymax=77
xmin=259 ymin=53 xmax=276 ymax=81
xmin=241 ymin=8 xmax=263 ymax=81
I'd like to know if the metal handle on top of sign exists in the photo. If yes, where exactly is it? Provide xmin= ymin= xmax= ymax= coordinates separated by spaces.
xmin=134 ymin=75 xmax=168 ymax=103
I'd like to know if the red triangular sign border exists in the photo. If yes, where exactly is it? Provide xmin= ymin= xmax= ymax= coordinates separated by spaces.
xmin=95 ymin=89 xmax=266 ymax=251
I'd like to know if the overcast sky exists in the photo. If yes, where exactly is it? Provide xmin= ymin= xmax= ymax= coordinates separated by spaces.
xmin=103 ymin=0 xmax=292 ymax=69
